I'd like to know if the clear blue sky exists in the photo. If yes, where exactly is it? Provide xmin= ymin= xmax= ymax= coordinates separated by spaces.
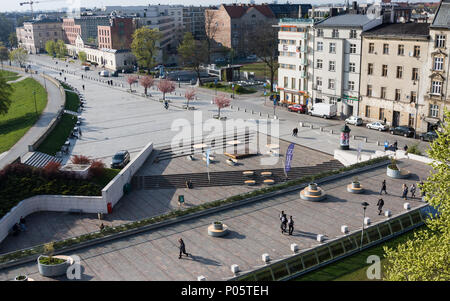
xmin=1 ymin=0 xmax=439 ymax=13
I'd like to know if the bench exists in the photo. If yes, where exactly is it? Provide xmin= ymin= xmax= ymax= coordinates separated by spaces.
xmin=261 ymin=171 xmax=272 ymax=177
xmin=263 ymin=179 xmax=275 ymax=185
xmin=243 ymin=171 xmax=254 ymax=176
xmin=244 ymin=180 xmax=256 ymax=186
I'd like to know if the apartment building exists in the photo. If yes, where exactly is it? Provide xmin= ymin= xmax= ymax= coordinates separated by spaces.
xmin=97 ymin=17 xmax=134 ymax=50
xmin=422 ymin=0 xmax=450 ymax=132
xmin=312 ymin=14 xmax=382 ymax=117
xmin=183 ymin=6 xmax=210 ymax=40
xmin=16 ymin=18 xmax=64 ymax=54
xmin=62 ymin=16 xmax=110 ymax=45
xmin=276 ymin=18 xmax=315 ymax=105
xmin=359 ymin=23 xmax=430 ymax=132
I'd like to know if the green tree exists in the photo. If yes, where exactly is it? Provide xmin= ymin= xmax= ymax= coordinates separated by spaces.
xmin=0 ymin=14 xmax=14 ymax=45
xmin=9 ymin=47 xmax=28 ymax=67
xmin=45 ymin=40 xmax=56 ymax=56
xmin=55 ymin=40 xmax=67 ymax=58
xmin=177 ymin=32 xmax=208 ymax=86
xmin=0 ymin=45 xmax=9 ymax=67
xmin=131 ymin=27 xmax=161 ymax=73
xmin=78 ymin=51 xmax=87 ymax=63
xmin=0 ymin=73 xmax=13 ymax=115
xmin=8 ymin=32 xmax=18 ymax=49
xmin=383 ymin=109 xmax=450 ymax=281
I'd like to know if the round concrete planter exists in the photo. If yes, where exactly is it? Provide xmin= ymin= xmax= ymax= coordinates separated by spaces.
xmin=208 ymin=223 xmax=229 ymax=237
xmin=351 ymin=182 xmax=360 ymax=189
xmin=308 ymin=183 xmax=318 ymax=190
xmin=347 ymin=182 xmax=364 ymax=194
xmin=387 ymin=165 xmax=410 ymax=179
xmin=14 ymin=275 xmax=28 ymax=281
xmin=213 ymin=222 xmax=223 ymax=230
xmin=300 ymin=183 xmax=326 ymax=201
xmin=37 ymin=255 xmax=71 ymax=277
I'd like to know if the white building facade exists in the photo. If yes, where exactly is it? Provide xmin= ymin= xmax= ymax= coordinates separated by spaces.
xmin=312 ymin=15 xmax=382 ymax=117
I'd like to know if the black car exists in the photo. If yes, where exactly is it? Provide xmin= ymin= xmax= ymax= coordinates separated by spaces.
xmin=419 ymin=131 xmax=438 ymax=142
xmin=111 ymin=150 xmax=130 ymax=169
xmin=389 ymin=126 xmax=416 ymax=137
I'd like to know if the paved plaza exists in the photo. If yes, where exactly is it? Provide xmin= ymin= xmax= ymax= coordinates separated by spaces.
xmin=0 ymin=159 xmax=431 ymax=280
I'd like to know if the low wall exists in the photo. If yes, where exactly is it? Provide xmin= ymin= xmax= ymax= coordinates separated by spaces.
xmin=0 ymin=195 xmax=104 ymax=243
xmin=102 ymin=141 xmax=154 ymax=208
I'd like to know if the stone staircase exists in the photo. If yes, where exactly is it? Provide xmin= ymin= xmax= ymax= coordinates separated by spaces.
xmin=22 ymin=151 xmax=63 ymax=168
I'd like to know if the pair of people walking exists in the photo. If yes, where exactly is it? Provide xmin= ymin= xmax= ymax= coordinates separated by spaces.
xmin=280 ymin=211 xmax=294 ymax=235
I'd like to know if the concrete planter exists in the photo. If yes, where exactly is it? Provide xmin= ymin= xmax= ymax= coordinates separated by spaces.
xmin=37 ymin=255 xmax=70 ymax=277
xmin=14 ymin=275 xmax=28 ymax=281
xmin=387 ymin=165 xmax=409 ymax=179
xmin=213 ymin=222 xmax=223 ymax=230
xmin=351 ymin=182 xmax=360 ymax=189
xmin=308 ymin=183 xmax=317 ymax=190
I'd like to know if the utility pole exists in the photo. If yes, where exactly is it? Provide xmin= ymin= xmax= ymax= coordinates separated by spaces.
xmin=33 ymin=90 xmax=38 ymax=120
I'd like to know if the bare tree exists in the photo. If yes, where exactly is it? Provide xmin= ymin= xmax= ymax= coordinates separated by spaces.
xmin=205 ymin=9 xmax=219 ymax=64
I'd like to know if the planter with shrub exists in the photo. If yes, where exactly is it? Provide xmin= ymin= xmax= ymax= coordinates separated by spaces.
xmin=37 ymin=243 xmax=71 ymax=277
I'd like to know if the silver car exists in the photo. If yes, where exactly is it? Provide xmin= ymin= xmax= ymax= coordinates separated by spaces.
xmin=345 ymin=116 xmax=363 ymax=126
xmin=366 ymin=121 xmax=389 ymax=131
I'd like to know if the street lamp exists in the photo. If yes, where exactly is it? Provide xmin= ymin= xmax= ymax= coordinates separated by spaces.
xmin=178 ymin=77 xmax=181 ymax=88
xmin=33 ymin=90 xmax=38 ymax=120
xmin=360 ymin=201 xmax=369 ymax=250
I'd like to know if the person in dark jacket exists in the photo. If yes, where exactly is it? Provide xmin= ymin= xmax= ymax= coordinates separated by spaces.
xmin=178 ymin=238 xmax=189 ymax=259
xmin=288 ymin=216 xmax=294 ymax=235
xmin=380 ymin=180 xmax=387 ymax=195
xmin=377 ymin=199 xmax=384 ymax=215
xmin=402 ymin=184 xmax=408 ymax=200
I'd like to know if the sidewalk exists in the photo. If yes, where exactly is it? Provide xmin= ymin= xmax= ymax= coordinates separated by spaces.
xmin=0 ymin=67 xmax=65 ymax=170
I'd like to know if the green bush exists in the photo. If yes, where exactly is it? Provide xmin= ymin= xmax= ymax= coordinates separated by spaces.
xmin=407 ymin=143 xmax=422 ymax=156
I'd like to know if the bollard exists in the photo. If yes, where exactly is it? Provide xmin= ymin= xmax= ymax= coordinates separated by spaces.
xmin=317 ymin=234 xmax=324 ymax=242
xmin=309 ymin=124 xmax=313 ymax=129
xmin=237 ymin=107 xmax=240 ymax=111
xmin=341 ymin=225 xmax=349 ymax=234
xmin=231 ymin=264 xmax=240 ymax=274
xmin=267 ymin=114 xmax=270 ymax=118
xmin=377 ymin=141 xmax=380 ymax=146
xmin=364 ymin=217 xmax=371 ymax=225
xmin=251 ymin=110 xmax=254 ymax=114
xmin=290 ymin=243 xmax=299 ymax=253
xmin=330 ymin=129 xmax=334 ymax=134
xmin=244 ymin=108 xmax=247 ymax=112
xmin=197 ymin=276 xmax=206 ymax=281
xmin=230 ymin=105 xmax=233 ymax=109
xmin=385 ymin=210 xmax=391 ymax=217
xmin=299 ymin=122 xmax=303 ymax=127
xmin=262 ymin=253 xmax=270 ymax=264
xmin=259 ymin=112 xmax=262 ymax=116
xmin=404 ymin=203 xmax=410 ymax=210
xmin=364 ymin=137 xmax=368 ymax=143
xmin=320 ymin=127 xmax=323 ymax=132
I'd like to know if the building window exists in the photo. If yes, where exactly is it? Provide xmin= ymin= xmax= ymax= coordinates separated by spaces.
xmin=316 ymin=77 xmax=322 ymax=87
xmin=284 ymin=76 xmax=288 ymax=88
xmin=368 ymin=63 xmax=373 ymax=75
xmin=412 ymin=68 xmax=419 ymax=81
xmin=435 ymin=34 xmax=446 ymax=48
xmin=329 ymin=61 xmax=335 ymax=72
xmin=367 ymin=85 xmax=372 ymax=96
xmin=381 ymin=87 xmax=387 ymax=99
xmin=408 ymin=114 xmax=415 ymax=128
xmin=348 ymin=81 xmax=355 ymax=91
xmin=395 ymin=89 xmax=401 ymax=101
xmin=332 ymin=29 xmax=339 ymax=38
xmin=413 ymin=45 xmax=420 ymax=57
xmin=429 ymin=104 xmax=439 ymax=118
xmin=329 ymin=43 xmax=336 ymax=53
xmin=368 ymin=43 xmax=374 ymax=53
xmin=316 ymin=59 xmax=323 ymax=69
xmin=291 ymin=78 xmax=296 ymax=89
xmin=328 ymin=79 xmax=335 ymax=90
xmin=330 ymin=97 xmax=337 ymax=104
xmin=410 ymin=91 xmax=417 ymax=103
xmin=431 ymin=81 xmax=442 ymax=95
xmin=379 ymin=108 xmax=385 ymax=120
xmin=434 ymin=57 xmax=444 ymax=71
xmin=317 ymin=41 xmax=323 ymax=51
xmin=350 ymin=29 xmax=357 ymax=39
xmin=349 ymin=44 xmax=356 ymax=54
xmin=383 ymin=43 xmax=389 ymax=54
xmin=365 ymin=105 xmax=371 ymax=118
xmin=396 ymin=66 xmax=403 ymax=79
xmin=349 ymin=62 xmax=355 ymax=73
xmin=398 ymin=44 xmax=404 ymax=55
xmin=317 ymin=29 xmax=323 ymax=37
xmin=382 ymin=65 xmax=388 ymax=77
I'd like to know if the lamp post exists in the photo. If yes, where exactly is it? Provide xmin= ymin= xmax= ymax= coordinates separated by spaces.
xmin=43 ymin=71 xmax=46 ymax=89
xmin=413 ymin=78 xmax=420 ymax=139
xmin=178 ymin=77 xmax=181 ymax=88
xmin=33 ymin=90 xmax=38 ymax=120
xmin=360 ymin=201 xmax=369 ymax=250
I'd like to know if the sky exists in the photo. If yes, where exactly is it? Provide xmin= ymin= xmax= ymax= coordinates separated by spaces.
xmin=1 ymin=0 xmax=440 ymax=13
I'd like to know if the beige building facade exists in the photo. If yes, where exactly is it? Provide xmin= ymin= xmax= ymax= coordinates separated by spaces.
xmin=16 ymin=18 xmax=64 ymax=54
xmin=360 ymin=22 xmax=430 ymax=133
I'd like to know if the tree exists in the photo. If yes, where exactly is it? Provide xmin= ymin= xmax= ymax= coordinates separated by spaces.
xmin=158 ymin=79 xmax=175 ymax=101
xmin=8 ymin=32 xmax=17 ymax=49
xmin=205 ymin=10 xmax=219 ymax=64
xmin=9 ymin=47 xmax=28 ymax=67
xmin=131 ymin=28 xmax=161 ymax=73
xmin=383 ymin=109 xmax=450 ymax=281
xmin=45 ymin=40 xmax=56 ymax=57
xmin=139 ymin=75 xmax=154 ymax=96
xmin=247 ymin=27 xmax=279 ymax=93
xmin=0 ymin=73 xmax=13 ymax=115
xmin=55 ymin=40 xmax=67 ymax=58
xmin=0 ymin=45 xmax=9 ymax=67
xmin=214 ymin=93 xmax=230 ymax=119
xmin=0 ymin=15 xmax=14 ymax=46
xmin=78 ymin=51 xmax=87 ymax=63
xmin=178 ymin=32 xmax=208 ymax=86
xmin=184 ymin=88 xmax=196 ymax=110
xmin=126 ymin=75 xmax=138 ymax=91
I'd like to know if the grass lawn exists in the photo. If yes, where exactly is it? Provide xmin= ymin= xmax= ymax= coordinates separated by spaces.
xmin=294 ymin=225 xmax=425 ymax=281
xmin=0 ymin=70 xmax=21 ymax=82
xmin=37 ymin=113 xmax=77 ymax=156
xmin=0 ymin=78 xmax=47 ymax=153
xmin=60 ymin=82 xmax=80 ymax=112
xmin=240 ymin=62 xmax=276 ymax=79
xmin=202 ymin=82 xmax=257 ymax=95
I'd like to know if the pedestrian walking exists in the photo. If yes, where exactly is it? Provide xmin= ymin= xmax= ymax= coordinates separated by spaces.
xmin=377 ymin=198 xmax=384 ymax=215
xmin=288 ymin=216 xmax=294 ymax=235
xmin=79 ymin=128 xmax=82 ymax=137
xmin=402 ymin=184 xmax=408 ymax=200
xmin=64 ymin=77 xmax=66 ymax=82
xmin=419 ymin=181 xmax=425 ymax=197
xmin=164 ymin=100 xmax=169 ymax=110
xmin=404 ymin=145 xmax=408 ymax=152
xmin=178 ymin=238 xmax=189 ymax=259
xmin=81 ymin=74 xmax=84 ymax=80
xmin=82 ymin=84 xmax=85 ymax=91
xmin=393 ymin=141 xmax=398 ymax=151
xmin=19 ymin=216 xmax=27 ymax=231
xmin=280 ymin=211 xmax=287 ymax=234
xmin=380 ymin=179 xmax=387 ymax=195
xmin=383 ymin=117 xmax=387 ymax=125
xmin=293 ymin=128 xmax=298 ymax=137
xmin=410 ymin=184 xmax=416 ymax=198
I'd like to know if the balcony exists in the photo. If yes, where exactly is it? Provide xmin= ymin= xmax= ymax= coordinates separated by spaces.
xmin=300 ymin=58 xmax=308 ymax=66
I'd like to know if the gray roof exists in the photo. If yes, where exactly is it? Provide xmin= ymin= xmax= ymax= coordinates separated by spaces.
xmin=315 ymin=14 xmax=373 ymax=28
xmin=431 ymin=0 xmax=450 ymax=29
xmin=362 ymin=23 xmax=430 ymax=39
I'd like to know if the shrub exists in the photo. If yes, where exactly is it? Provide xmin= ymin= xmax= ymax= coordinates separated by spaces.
xmin=89 ymin=160 xmax=106 ymax=178
xmin=42 ymin=161 xmax=62 ymax=179
xmin=407 ymin=143 xmax=422 ymax=156
xmin=71 ymin=155 xmax=91 ymax=164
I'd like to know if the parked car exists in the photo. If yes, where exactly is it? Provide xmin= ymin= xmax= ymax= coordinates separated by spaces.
xmin=345 ymin=116 xmax=363 ymax=126
xmin=389 ymin=126 xmax=415 ymax=137
xmin=419 ymin=131 xmax=438 ymax=142
xmin=81 ymin=66 xmax=90 ymax=71
xmin=99 ymin=70 xmax=110 ymax=77
xmin=111 ymin=70 xmax=119 ymax=77
xmin=214 ymin=57 xmax=226 ymax=64
xmin=366 ymin=121 xmax=389 ymax=131
xmin=308 ymin=103 xmax=337 ymax=119
xmin=246 ymin=54 xmax=257 ymax=60
xmin=287 ymin=104 xmax=307 ymax=114
xmin=111 ymin=150 xmax=130 ymax=169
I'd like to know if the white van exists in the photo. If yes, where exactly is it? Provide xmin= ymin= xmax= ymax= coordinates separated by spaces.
xmin=308 ymin=103 xmax=337 ymax=119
